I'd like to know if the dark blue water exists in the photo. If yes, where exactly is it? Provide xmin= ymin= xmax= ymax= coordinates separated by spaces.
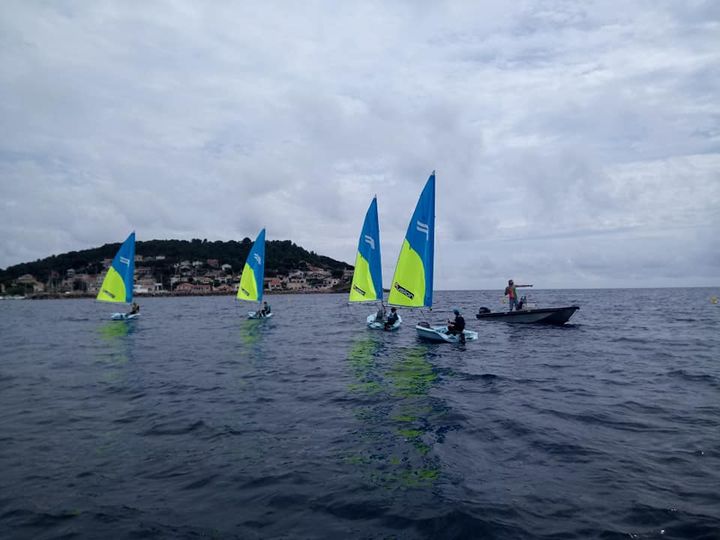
xmin=1 ymin=289 xmax=718 ymax=539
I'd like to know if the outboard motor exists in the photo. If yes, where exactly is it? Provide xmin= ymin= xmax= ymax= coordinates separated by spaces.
xmin=478 ymin=307 xmax=491 ymax=314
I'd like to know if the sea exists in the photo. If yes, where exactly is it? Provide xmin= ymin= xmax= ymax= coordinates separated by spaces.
xmin=1 ymin=288 xmax=718 ymax=540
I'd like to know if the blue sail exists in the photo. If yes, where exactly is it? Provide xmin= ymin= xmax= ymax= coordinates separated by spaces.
xmin=97 ymin=232 xmax=135 ymax=303
xmin=349 ymin=197 xmax=383 ymax=302
xmin=388 ymin=172 xmax=435 ymax=308
xmin=237 ymin=229 xmax=266 ymax=303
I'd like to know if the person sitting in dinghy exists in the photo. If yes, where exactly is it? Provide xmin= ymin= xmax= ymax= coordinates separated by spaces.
xmin=375 ymin=304 xmax=386 ymax=323
xmin=447 ymin=308 xmax=466 ymax=342
xmin=384 ymin=307 xmax=398 ymax=330
xmin=260 ymin=301 xmax=271 ymax=317
xmin=128 ymin=302 xmax=140 ymax=316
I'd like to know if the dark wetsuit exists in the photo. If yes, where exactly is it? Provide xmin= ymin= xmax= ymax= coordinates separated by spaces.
xmin=384 ymin=312 xmax=398 ymax=330
xmin=448 ymin=314 xmax=465 ymax=335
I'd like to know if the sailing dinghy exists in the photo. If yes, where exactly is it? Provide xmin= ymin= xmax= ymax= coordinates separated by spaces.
xmin=388 ymin=172 xmax=478 ymax=343
xmin=349 ymin=197 xmax=401 ymax=331
xmin=237 ymin=229 xmax=272 ymax=319
xmin=96 ymin=232 xmax=138 ymax=320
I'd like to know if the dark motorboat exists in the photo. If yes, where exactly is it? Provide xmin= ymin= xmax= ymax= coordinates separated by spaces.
xmin=476 ymin=305 xmax=579 ymax=325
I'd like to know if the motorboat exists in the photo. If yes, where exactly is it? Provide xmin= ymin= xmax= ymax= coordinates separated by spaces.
xmin=475 ymin=305 xmax=579 ymax=325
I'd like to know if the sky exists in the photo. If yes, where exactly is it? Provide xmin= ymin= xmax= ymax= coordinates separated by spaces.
xmin=1 ymin=0 xmax=718 ymax=289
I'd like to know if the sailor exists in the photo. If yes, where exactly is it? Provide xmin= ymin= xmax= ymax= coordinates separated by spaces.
xmin=504 ymin=279 xmax=532 ymax=311
xmin=260 ymin=301 xmax=271 ymax=316
xmin=128 ymin=302 xmax=140 ymax=315
xmin=384 ymin=307 xmax=398 ymax=330
xmin=375 ymin=304 xmax=386 ymax=323
xmin=447 ymin=308 xmax=466 ymax=342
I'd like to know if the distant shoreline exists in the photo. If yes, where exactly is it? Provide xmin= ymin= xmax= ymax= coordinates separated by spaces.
xmin=16 ymin=289 xmax=350 ymax=300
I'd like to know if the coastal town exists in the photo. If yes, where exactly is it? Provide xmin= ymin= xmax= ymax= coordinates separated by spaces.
xmin=1 ymin=254 xmax=354 ymax=298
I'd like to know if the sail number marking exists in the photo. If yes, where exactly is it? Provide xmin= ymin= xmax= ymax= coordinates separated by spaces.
xmin=416 ymin=221 xmax=429 ymax=240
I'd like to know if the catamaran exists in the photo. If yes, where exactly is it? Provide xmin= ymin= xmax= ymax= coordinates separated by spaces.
xmin=96 ymin=232 xmax=138 ymax=320
xmin=349 ymin=197 xmax=401 ymax=331
xmin=237 ymin=229 xmax=272 ymax=319
xmin=388 ymin=172 xmax=478 ymax=343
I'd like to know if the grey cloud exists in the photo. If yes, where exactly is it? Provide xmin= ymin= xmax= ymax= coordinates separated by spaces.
xmin=0 ymin=1 xmax=718 ymax=288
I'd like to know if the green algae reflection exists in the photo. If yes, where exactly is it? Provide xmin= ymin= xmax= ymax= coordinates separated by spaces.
xmin=344 ymin=341 xmax=442 ymax=490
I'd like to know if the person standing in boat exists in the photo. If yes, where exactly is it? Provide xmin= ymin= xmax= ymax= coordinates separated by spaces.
xmin=504 ymin=279 xmax=532 ymax=311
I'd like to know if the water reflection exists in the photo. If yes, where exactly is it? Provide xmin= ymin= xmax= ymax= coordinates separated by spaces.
xmin=234 ymin=318 xmax=272 ymax=386
xmin=346 ymin=335 xmax=384 ymax=395
xmin=238 ymin=318 xmax=264 ymax=347
xmin=96 ymin=319 xmax=137 ymax=367
xmin=98 ymin=319 xmax=135 ymax=340
xmin=345 ymin=338 xmax=445 ymax=489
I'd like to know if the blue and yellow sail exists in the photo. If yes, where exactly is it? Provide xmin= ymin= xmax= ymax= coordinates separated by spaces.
xmin=237 ymin=229 xmax=266 ymax=303
xmin=96 ymin=232 xmax=136 ymax=304
xmin=388 ymin=172 xmax=435 ymax=308
xmin=349 ymin=197 xmax=383 ymax=303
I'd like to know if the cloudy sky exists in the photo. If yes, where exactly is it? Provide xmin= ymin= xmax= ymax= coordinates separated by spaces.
xmin=1 ymin=1 xmax=718 ymax=288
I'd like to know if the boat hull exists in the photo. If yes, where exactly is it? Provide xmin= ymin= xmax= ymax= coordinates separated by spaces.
xmin=111 ymin=312 xmax=139 ymax=321
xmin=248 ymin=311 xmax=273 ymax=320
xmin=415 ymin=324 xmax=478 ymax=343
xmin=475 ymin=306 xmax=579 ymax=325
xmin=366 ymin=313 xmax=402 ymax=331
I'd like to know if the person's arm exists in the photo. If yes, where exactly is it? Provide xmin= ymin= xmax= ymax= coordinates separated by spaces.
xmin=517 ymin=284 xmax=533 ymax=288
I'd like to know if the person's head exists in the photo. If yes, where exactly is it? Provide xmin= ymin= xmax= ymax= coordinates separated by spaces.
xmin=264 ymin=301 xmax=267 ymax=305
xmin=391 ymin=307 xmax=396 ymax=313
xmin=508 ymin=279 xmax=514 ymax=285
xmin=453 ymin=308 xmax=459 ymax=315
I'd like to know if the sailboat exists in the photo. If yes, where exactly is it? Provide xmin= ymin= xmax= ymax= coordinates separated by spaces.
xmin=97 ymin=232 xmax=138 ymax=320
xmin=237 ymin=229 xmax=272 ymax=319
xmin=349 ymin=197 xmax=401 ymax=331
xmin=388 ymin=172 xmax=478 ymax=343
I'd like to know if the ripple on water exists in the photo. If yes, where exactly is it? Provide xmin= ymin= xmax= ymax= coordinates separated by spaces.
xmin=0 ymin=290 xmax=718 ymax=539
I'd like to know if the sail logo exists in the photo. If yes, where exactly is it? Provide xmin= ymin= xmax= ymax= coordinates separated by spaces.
xmin=254 ymin=254 xmax=262 ymax=265
xmin=364 ymin=235 xmax=375 ymax=250
xmin=353 ymin=285 xmax=366 ymax=296
xmin=103 ymin=289 xmax=116 ymax=299
xmin=394 ymin=282 xmax=414 ymax=300
xmin=241 ymin=287 xmax=250 ymax=296
xmin=416 ymin=221 xmax=429 ymax=240
xmin=119 ymin=256 xmax=130 ymax=266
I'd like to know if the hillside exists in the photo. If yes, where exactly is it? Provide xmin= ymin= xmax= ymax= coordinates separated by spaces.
xmin=0 ymin=238 xmax=353 ymax=295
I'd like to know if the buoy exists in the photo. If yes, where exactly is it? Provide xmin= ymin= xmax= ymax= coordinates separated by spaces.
xmin=711 ymin=296 xmax=718 ymax=304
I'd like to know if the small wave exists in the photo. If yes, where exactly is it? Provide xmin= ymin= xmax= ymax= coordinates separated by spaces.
xmin=667 ymin=369 xmax=718 ymax=387
xmin=621 ymin=503 xmax=720 ymax=540
xmin=141 ymin=419 xmax=208 ymax=436
xmin=612 ymin=336 xmax=651 ymax=344
xmin=240 ymin=471 xmax=309 ymax=490
xmin=181 ymin=473 xmax=219 ymax=490
xmin=454 ymin=372 xmax=506 ymax=383
xmin=541 ymin=408 xmax=673 ymax=433
xmin=1 ymin=507 xmax=82 ymax=528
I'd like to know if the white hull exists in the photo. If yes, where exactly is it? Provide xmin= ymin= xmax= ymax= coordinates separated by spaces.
xmin=111 ymin=312 xmax=139 ymax=321
xmin=248 ymin=311 xmax=273 ymax=320
xmin=366 ymin=313 xmax=402 ymax=331
xmin=415 ymin=324 xmax=478 ymax=343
